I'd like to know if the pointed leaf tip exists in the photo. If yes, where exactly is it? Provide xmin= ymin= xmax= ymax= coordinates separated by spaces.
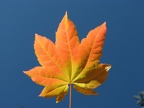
xmin=23 ymin=71 xmax=29 ymax=76
xmin=23 ymin=71 xmax=26 ymax=75
xmin=105 ymin=65 xmax=111 ymax=71
xmin=64 ymin=11 xmax=68 ymax=20
xmin=103 ymin=22 xmax=106 ymax=25
xmin=102 ymin=21 xmax=107 ymax=29
xmin=65 ymin=11 xmax=68 ymax=16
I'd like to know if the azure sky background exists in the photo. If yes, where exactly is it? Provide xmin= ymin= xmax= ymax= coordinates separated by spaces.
xmin=0 ymin=1 xmax=144 ymax=108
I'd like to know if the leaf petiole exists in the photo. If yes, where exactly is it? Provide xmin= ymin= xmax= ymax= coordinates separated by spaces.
xmin=69 ymin=84 xmax=72 ymax=108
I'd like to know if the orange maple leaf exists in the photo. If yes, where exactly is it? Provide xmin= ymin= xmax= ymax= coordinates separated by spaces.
xmin=24 ymin=12 xmax=111 ymax=103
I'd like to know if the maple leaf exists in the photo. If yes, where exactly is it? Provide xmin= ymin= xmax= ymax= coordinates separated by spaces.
xmin=24 ymin=12 xmax=111 ymax=103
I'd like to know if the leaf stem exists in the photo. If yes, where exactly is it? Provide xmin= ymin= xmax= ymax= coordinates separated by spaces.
xmin=69 ymin=84 xmax=72 ymax=108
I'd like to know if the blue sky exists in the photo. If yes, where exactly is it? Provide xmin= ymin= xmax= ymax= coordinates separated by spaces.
xmin=0 ymin=1 xmax=144 ymax=108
